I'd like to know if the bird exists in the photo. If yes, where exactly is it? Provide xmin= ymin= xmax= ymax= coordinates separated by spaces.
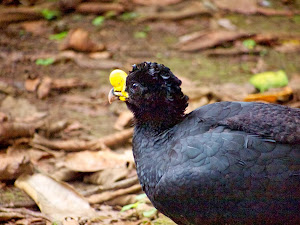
xmin=108 ymin=62 xmax=300 ymax=225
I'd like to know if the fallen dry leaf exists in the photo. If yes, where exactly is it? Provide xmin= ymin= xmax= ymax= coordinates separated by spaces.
xmin=0 ymin=148 xmax=31 ymax=181
xmin=51 ymin=78 xmax=90 ymax=90
xmin=21 ymin=21 xmax=47 ymax=35
xmin=87 ymin=184 xmax=142 ymax=204
xmin=0 ymin=207 xmax=50 ymax=222
xmin=64 ymin=150 xmax=134 ymax=172
xmin=214 ymin=0 xmax=257 ymax=14
xmin=15 ymin=173 xmax=97 ymax=222
xmin=0 ymin=7 xmax=43 ymax=27
xmin=37 ymin=77 xmax=52 ymax=99
xmin=0 ymin=121 xmax=36 ymax=144
xmin=88 ymin=51 xmax=112 ymax=59
xmin=1 ymin=96 xmax=39 ymax=119
xmin=133 ymin=0 xmax=183 ymax=6
xmin=138 ymin=2 xmax=211 ymax=22
xmin=84 ymin=167 xmax=129 ymax=186
xmin=244 ymin=86 xmax=293 ymax=103
xmin=25 ymin=77 xmax=40 ymax=92
xmin=60 ymin=28 xmax=105 ymax=53
xmin=0 ymin=112 xmax=8 ymax=122
xmin=76 ymin=2 xmax=124 ymax=14
xmin=214 ymin=0 xmax=296 ymax=16
xmin=177 ymin=30 xmax=251 ymax=52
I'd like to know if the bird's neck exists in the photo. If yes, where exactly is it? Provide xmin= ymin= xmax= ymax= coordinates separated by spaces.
xmin=126 ymin=98 xmax=188 ymax=133
xmin=132 ymin=105 xmax=185 ymax=133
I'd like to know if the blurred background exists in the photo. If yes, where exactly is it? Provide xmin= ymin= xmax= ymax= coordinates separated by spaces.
xmin=0 ymin=0 xmax=300 ymax=224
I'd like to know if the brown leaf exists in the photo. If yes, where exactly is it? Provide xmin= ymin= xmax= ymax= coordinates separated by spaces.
xmin=60 ymin=29 xmax=105 ymax=53
xmin=214 ymin=0 xmax=297 ymax=16
xmin=0 ymin=149 xmax=31 ymax=181
xmin=20 ymin=21 xmax=47 ymax=36
xmin=244 ymin=86 xmax=293 ymax=103
xmin=51 ymin=78 xmax=90 ymax=90
xmin=64 ymin=150 xmax=134 ymax=172
xmin=25 ymin=77 xmax=40 ymax=92
xmin=177 ymin=30 xmax=251 ymax=52
xmin=1 ymin=96 xmax=39 ymax=119
xmin=0 ymin=7 xmax=42 ymax=27
xmin=0 ymin=207 xmax=49 ymax=222
xmin=76 ymin=2 xmax=124 ymax=14
xmin=37 ymin=77 xmax=52 ymax=99
xmin=0 ymin=121 xmax=36 ymax=143
xmin=84 ymin=167 xmax=129 ymax=186
xmin=214 ymin=0 xmax=257 ymax=14
xmin=15 ymin=173 xmax=97 ymax=222
xmin=87 ymin=184 xmax=142 ymax=204
xmin=138 ymin=2 xmax=211 ymax=22
xmin=133 ymin=0 xmax=183 ymax=6
xmin=88 ymin=51 xmax=112 ymax=59
xmin=0 ymin=112 xmax=8 ymax=122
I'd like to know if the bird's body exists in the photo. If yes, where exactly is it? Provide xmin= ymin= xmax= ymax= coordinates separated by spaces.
xmin=109 ymin=62 xmax=300 ymax=224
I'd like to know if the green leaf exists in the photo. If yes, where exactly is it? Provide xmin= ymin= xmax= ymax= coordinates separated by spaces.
xmin=41 ymin=9 xmax=60 ymax=20
xmin=135 ymin=193 xmax=147 ymax=201
xmin=49 ymin=31 xmax=68 ymax=41
xmin=120 ymin=12 xmax=138 ymax=21
xmin=249 ymin=70 xmax=289 ymax=92
xmin=92 ymin=16 xmax=105 ymax=26
xmin=243 ymin=39 xmax=256 ymax=50
xmin=121 ymin=201 xmax=140 ymax=212
xmin=142 ymin=208 xmax=157 ymax=217
xmin=36 ymin=58 xmax=55 ymax=66
xmin=134 ymin=31 xmax=147 ymax=39
xmin=105 ymin=11 xmax=117 ymax=19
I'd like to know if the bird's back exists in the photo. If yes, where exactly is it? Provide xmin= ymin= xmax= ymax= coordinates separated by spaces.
xmin=133 ymin=101 xmax=300 ymax=224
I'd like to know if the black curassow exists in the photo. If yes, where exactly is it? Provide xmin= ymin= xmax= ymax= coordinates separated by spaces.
xmin=108 ymin=62 xmax=300 ymax=225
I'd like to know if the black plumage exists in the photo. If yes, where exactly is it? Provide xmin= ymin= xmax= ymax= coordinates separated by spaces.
xmin=113 ymin=62 xmax=300 ymax=224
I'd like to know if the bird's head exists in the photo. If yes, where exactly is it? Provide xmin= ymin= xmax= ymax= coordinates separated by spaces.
xmin=108 ymin=62 xmax=189 ymax=130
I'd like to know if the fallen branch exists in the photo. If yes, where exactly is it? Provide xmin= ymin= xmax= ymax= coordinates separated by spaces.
xmin=87 ymin=184 xmax=142 ymax=204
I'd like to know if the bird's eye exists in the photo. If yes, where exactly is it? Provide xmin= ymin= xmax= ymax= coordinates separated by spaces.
xmin=132 ymin=83 xmax=139 ymax=90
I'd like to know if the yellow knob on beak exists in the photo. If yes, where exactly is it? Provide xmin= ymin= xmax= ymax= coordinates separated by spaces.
xmin=108 ymin=69 xmax=129 ymax=103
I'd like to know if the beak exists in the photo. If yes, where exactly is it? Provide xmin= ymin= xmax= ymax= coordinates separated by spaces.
xmin=108 ymin=88 xmax=117 ymax=104
xmin=108 ymin=87 xmax=129 ymax=104
xmin=108 ymin=69 xmax=129 ymax=104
